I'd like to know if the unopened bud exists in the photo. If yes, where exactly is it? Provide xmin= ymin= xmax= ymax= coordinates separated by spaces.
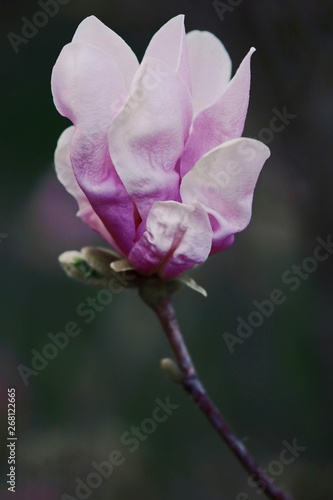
xmin=81 ymin=246 xmax=120 ymax=278
xmin=59 ymin=250 xmax=107 ymax=286
xmin=59 ymin=247 xmax=141 ymax=288
xmin=160 ymin=358 xmax=183 ymax=383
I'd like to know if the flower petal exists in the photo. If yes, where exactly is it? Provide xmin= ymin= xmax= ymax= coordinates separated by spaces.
xmin=129 ymin=201 xmax=213 ymax=278
xmin=51 ymin=41 xmax=126 ymax=123
xmin=180 ymin=138 xmax=270 ymax=253
xmin=186 ymin=30 xmax=232 ymax=118
xmin=54 ymin=126 xmax=116 ymax=248
xmin=52 ymin=42 xmax=136 ymax=255
xmin=109 ymin=57 xmax=192 ymax=222
xmin=72 ymin=15 xmax=139 ymax=90
xmin=181 ymin=48 xmax=255 ymax=176
xmin=144 ymin=14 xmax=191 ymax=91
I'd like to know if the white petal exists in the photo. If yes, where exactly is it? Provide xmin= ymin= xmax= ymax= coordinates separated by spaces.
xmin=186 ymin=30 xmax=232 ymax=117
xmin=72 ymin=16 xmax=139 ymax=90
xmin=180 ymin=138 xmax=270 ymax=253
xmin=144 ymin=14 xmax=191 ymax=91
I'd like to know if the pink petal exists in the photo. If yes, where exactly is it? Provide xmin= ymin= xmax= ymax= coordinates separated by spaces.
xmin=186 ymin=30 xmax=232 ymax=118
xmin=144 ymin=14 xmax=191 ymax=92
xmin=51 ymin=41 xmax=126 ymax=123
xmin=51 ymin=42 xmax=136 ymax=255
xmin=54 ymin=126 xmax=117 ymax=249
xmin=129 ymin=201 xmax=213 ymax=278
xmin=180 ymin=138 xmax=270 ymax=253
xmin=181 ymin=48 xmax=255 ymax=177
xmin=109 ymin=57 xmax=192 ymax=222
xmin=72 ymin=16 xmax=139 ymax=90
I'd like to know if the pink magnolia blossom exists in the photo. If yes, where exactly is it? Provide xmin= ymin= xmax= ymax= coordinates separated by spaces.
xmin=52 ymin=15 xmax=270 ymax=279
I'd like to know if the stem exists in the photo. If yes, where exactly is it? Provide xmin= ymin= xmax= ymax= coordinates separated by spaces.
xmin=151 ymin=297 xmax=293 ymax=500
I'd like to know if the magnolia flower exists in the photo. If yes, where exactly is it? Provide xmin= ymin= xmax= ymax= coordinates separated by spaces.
xmin=52 ymin=15 xmax=270 ymax=279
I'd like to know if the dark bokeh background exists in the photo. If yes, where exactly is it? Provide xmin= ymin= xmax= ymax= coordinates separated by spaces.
xmin=1 ymin=0 xmax=333 ymax=499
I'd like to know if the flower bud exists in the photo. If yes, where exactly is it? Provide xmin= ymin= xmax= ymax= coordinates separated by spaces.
xmin=160 ymin=358 xmax=183 ymax=383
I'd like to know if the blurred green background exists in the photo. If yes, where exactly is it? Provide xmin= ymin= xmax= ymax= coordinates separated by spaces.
xmin=1 ymin=0 xmax=333 ymax=499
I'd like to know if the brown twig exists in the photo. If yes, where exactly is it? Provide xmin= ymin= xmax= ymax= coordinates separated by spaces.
xmin=149 ymin=296 xmax=293 ymax=500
